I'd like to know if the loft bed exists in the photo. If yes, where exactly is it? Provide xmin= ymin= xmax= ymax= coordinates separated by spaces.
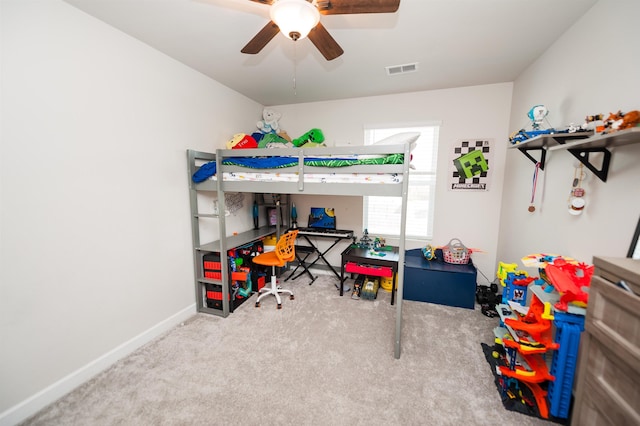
xmin=187 ymin=143 xmax=411 ymax=359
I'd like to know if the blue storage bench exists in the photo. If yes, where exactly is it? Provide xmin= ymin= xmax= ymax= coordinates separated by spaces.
xmin=403 ymin=248 xmax=477 ymax=309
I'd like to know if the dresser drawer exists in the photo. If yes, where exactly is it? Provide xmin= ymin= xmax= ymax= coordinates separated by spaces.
xmin=572 ymin=257 xmax=640 ymax=426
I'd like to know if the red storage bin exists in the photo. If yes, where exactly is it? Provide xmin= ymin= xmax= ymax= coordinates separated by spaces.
xmin=203 ymin=253 xmax=221 ymax=271
xmin=205 ymin=283 xmax=230 ymax=310
xmin=345 ymin=262 xmax=393 ymax=277
xmin=204 ymin=271 xmax=222 ymax=280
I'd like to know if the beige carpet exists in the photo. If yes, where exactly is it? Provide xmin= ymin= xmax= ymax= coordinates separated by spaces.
xmin=22 ymin=275 xmax=555 ymax=425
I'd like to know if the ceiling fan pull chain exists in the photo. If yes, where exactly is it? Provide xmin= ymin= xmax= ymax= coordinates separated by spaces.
xmin=293 ymin=41 xmax=297 ymax=96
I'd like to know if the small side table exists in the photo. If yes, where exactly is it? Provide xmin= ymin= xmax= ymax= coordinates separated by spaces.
xmin=340 ymin=245 xmax=400 ymax=305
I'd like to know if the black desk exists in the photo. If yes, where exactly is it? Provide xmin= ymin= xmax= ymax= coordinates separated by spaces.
xmin=286 ymin=228 xmax=354 ymax=283
xmin=340 ymin=245 xmax=400 ymax=305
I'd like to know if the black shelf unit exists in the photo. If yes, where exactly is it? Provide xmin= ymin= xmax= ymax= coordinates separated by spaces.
xmin=510 ymin=127 xmax=640 ymax=182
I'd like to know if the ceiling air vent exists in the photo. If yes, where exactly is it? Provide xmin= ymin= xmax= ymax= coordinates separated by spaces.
xmin=385 ymin=62 xmax=418 ymax=76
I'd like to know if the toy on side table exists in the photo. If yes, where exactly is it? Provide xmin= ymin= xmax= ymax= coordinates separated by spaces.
xmin=421 ymin=244 xmax=435 ymax=261
xmin=357 ymin=229 xmax=373 ymax=249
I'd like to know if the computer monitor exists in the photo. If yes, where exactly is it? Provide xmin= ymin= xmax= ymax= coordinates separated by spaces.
xmin=308 ymin=207 xmax=336 ymax=229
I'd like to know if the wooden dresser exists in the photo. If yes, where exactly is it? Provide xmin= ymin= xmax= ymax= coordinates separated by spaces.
xmin=571 ymin=257 xmax=640 ymax=425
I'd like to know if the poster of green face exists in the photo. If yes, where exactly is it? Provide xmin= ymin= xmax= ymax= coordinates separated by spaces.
xmin=450 ymin=139 xmax=492 ymax=191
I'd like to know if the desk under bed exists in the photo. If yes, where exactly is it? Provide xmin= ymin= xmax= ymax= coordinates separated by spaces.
xmin=187 ymin=144 xmax=411 ymax=359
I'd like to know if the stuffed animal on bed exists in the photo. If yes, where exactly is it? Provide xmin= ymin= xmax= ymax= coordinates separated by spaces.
xmin=292 ymin=128 xmax=325 ymax=147
xmin=258 ymin=133 xmax=293 ymax=149
xmin=226 ymin=133 xmax=258 ymax=149
xmin=256 ymin=108 xmax=282 ymax=134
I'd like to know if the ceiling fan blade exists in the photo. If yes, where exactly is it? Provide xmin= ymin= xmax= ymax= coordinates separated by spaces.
xmin=247 ymin=0 xmax=275 ymax=5
xmin=241 ymin=21 xmax=280 ymax=54
xmin=308 ymin=22 xmax=344 ymax=61
xmin=317 ymin=0 xmax=400 ymax=15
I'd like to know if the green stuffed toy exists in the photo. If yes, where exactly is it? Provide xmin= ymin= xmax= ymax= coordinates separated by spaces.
xmin=292 ymin=128 xmax=325 ymax=147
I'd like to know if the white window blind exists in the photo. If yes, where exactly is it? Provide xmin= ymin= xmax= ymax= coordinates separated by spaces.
xmin=364 ymin=125 xmax=439 ymax=240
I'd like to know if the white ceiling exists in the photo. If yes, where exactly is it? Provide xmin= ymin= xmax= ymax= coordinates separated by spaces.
xmin=63 ymin=0 xmax=598 ymax=106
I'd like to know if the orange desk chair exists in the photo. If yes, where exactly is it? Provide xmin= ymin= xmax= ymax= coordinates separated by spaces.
xmin=252 ymin=230 xmax=298 ymax=309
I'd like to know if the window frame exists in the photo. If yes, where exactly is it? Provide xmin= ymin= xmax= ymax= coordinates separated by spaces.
xmin=363 ymin=123 xmax=440 ymax=241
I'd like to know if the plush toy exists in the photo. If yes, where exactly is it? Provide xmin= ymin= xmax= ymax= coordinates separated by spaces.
xmin=258 ymin=133 xmax=293 ymax=149
xmin=619 ymin=110 xmax=640 ymax=130
xmin=292 ymin=128 xmax=325 ymax=147
xmin=256 ymin=108 xmax=282 ymax=134
xmin=604 ymin=110 xmax=640 ymax=133
xmin=226 ymin=133 xmax=257 ymax=149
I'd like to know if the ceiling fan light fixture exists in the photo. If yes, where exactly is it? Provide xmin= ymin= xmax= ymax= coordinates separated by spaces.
xmin=270 ymin=0 xmax=320 ymax=41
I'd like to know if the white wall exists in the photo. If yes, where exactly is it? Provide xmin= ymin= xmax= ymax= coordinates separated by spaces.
xmin=6 ymin=0 xmax=637 ymax=423
xmin=498 ymin=0 xmax=640 ymax=272
xmin=0 ymin=1 xmax=262 ymax=423
xmin=274 ymin=83 xmax=514 ymax=283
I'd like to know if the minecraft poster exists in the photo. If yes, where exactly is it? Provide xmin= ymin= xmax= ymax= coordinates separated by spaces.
xmin=449 ymin=139 xmax=492 ymax=191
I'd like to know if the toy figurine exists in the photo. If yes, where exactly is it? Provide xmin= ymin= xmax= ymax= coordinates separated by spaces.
xmin=509 ymin=105 xmax=556 ymax=144
xmin=528 ymin=105 xmax=549 ymax=130
xmin=603 ymin=110 xmax=640 ymax=133
xmin=358 ymin=229 xmax=373 ymax=248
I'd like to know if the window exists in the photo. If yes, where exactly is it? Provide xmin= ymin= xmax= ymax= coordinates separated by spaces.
xmin=364 ymin=124 xmax=439 ymax=240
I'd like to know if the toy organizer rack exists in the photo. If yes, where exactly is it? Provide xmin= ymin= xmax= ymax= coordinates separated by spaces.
xmin=491 ymin=263 xmax=586 ymax=420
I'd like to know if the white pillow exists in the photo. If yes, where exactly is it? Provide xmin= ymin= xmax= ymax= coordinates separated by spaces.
xmin=372 ymin=132 xmax=420 ymax=151
xmin=357 ymin=132 xmax=420 ymax=168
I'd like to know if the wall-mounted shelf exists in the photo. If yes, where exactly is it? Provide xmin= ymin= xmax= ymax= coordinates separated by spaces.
xmin=549 ymin=127 xmax=640 ymax=182
xmin=509 ymin=132 xmax=593 ymax=171
xmin=549 ymin=126 xmax=640 ymax=150
xmin=510 ymin=127 xmax=640 ymax=182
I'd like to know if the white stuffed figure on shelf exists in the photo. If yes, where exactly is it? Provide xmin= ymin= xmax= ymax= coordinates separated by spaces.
xmin=256 ymin=108 xmax=281 ymax=134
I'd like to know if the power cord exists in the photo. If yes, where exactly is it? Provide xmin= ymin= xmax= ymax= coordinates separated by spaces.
xmin=476 ymin=266 xmax=494 ymax=286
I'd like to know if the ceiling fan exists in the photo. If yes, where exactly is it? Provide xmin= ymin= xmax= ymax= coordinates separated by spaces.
xmin=241 ymin=0 xmax=400 ymax=61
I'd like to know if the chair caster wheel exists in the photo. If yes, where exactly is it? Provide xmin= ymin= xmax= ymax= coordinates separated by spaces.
xmin=277 ymin=303 xmax=282 ymax=309
xmin=290 ymin=295 xmax=295 ymax=300
xmin=255 ymin=302 xmax=260 ymax=308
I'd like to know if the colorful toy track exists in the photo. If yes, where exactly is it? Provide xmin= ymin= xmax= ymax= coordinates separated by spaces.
xmin=545 ymin=258 xmax=593 ymax=311
xmin=504 ymin=294 xmax=558 ymax=349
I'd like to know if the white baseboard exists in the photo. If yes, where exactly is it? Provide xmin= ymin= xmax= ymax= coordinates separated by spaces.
xmin=0 ymin=304 xmax=197 ymax=426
